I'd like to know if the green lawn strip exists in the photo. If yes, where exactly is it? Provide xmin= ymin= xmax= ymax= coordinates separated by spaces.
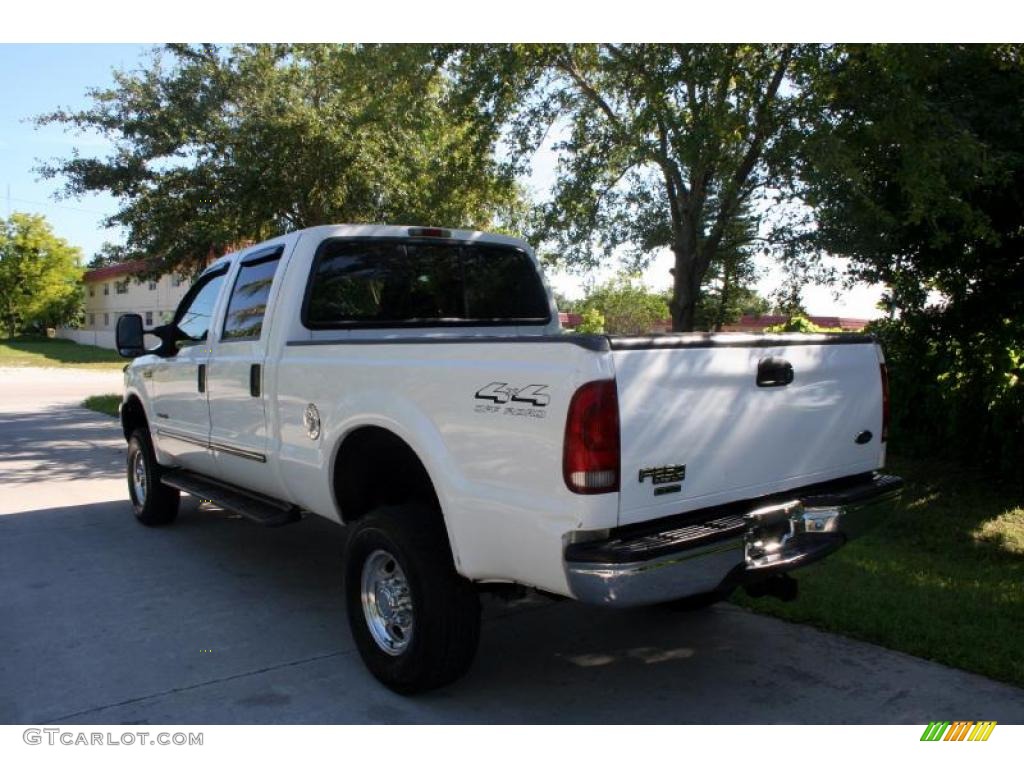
xmin=732 ymin=455 xmax=1024 ymax=687
xmin=82 ymin=394 xmax=122 ymax=418
xmin=0 ymin=336 xmax=125 ymax=370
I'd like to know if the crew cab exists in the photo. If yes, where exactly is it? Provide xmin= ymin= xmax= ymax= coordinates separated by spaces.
xmin=115 ymin=224 xmax=902 ymax=693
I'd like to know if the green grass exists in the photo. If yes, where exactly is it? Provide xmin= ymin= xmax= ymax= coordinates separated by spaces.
xmin=0 ymin=335 xmax=125 ymax=370
xmin=732 ymin=455 xmax=1024 ymax=687
xmin=82 ymin=394 xmax=121 ymax=417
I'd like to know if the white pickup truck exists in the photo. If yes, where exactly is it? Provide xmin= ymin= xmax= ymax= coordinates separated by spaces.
xmin=115 ymin=224 xmax=902 ymax=693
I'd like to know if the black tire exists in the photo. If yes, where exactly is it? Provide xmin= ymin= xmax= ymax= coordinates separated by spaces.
xmin=127 ymin=427 xmax=179 ymax=526
xmin=343 ymin=504 xmax=481 ymax=694
xmin=657 ymin=586 xmax=734 ymax=612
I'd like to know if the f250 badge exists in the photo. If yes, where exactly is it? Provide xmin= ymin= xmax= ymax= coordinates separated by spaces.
xmin=474 ymin=382 xmax=550 ymax=419
xmin=638 ymin=464 xmax=686 ymax=496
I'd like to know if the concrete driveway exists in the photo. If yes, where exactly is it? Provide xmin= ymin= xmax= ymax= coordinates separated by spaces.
xmin=2 ymin=366 xmax=1023 ymax=724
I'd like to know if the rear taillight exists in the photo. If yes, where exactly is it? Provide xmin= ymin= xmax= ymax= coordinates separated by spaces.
xmin=880 ymin=363 xmax=890 ymax=443
xmin=563 ymin=380 xmax=620 ymax=494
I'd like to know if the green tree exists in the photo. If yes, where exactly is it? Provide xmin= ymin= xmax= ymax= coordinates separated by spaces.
xmin=0 ymin=213 xmax=83 ymax=337
xmin=695 ymin=283 xmax=770 ymax=331
xmin=446 ymin=44 xmax=813 ymax=331
xmin=575 ymin=306 xmax=605 ymax=334
xmin=766 ymin=314 xmax=827 ymax=333
xmin=37 ymin=44 xmax=521 ymax=276
xmin=799 ymin=44 xmax=1024 ymax=477
xmin=578 ymin=276 xmax=669 ymax=335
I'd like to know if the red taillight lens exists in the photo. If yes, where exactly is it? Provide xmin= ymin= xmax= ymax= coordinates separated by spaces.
xmin=880 ymin=363 xmax=890 ymax=443
xmin=563 ymin=380 xmax=620 ymax=494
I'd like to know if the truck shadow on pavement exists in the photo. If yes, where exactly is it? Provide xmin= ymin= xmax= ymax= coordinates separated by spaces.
xmin=2 ymin=497 xmax=1023 ymax=726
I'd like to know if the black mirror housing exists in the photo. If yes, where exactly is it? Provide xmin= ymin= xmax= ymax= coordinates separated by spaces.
xmin=116 ymin=314 xmax=146 ymax=358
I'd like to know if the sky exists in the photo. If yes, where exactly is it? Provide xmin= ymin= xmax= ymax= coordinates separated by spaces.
xmin=0 ymin=43 xmax=884 ymax=319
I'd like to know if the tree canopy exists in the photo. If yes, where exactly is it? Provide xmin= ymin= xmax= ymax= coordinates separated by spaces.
xmin=577 ymin=276 xmax=670 ymax=335
xmin=0 ymin=213 xmax=83 ymax=337
xmin=36 ymin=44 xmax=521 ymax=276
xmin=799 ymin=44 xmax=1024 ymax=477
xmin=445 ymin=43 xmax=813 ymax=330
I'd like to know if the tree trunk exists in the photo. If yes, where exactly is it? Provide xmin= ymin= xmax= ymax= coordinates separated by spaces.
xmin=670 ymin=243 xmax=701 ymax=332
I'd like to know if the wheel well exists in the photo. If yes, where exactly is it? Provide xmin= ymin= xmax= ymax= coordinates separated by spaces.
xmin=333 ymin=427 xmax=441 ymax=524
xmin=120 ymin=395 xmax=148 ymax=441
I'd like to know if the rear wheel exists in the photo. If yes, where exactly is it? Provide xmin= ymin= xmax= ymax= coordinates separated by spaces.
xmin=343 ymin=504 xmax=480 ymax=694
xmin=127 ymin=428 xmax=179 ymax=526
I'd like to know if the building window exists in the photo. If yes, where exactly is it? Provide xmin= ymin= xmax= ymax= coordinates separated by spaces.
xmin=116 ymin=280 xmax=129 ymax=295
xmin=88 ymin=285 xmax=95 ymax=297
xmin=145 ymin=311 xmax=153 ymax=326
xmin=104 ymin=313 xmax=110 ymax=326
xmin=103 ymin=284 xmax=109 ymax=296
xmin=148 ymin=280 xmax=157 ymax=291
xmin=172 ymin=274 xmax=185 ymax=287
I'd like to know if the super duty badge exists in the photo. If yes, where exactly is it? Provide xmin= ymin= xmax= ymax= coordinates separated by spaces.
xmin=639 ymin=464 xmax=686 ymax=496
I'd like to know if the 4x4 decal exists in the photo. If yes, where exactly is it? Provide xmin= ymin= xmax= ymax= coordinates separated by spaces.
xmin=474 ymin=382 xmax=550 ymax=418
xmin=474 ymin=382 xmax=550 ymax=406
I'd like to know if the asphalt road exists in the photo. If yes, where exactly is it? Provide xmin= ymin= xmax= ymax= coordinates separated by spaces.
xmin=2 ymin=365 xmax=1023 ymax=724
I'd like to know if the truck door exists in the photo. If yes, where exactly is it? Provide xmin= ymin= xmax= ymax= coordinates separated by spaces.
xmin=150 ymin=265 xmax=228 ymax=476
xmin=206 ymin=246 xmax=285 ymax=497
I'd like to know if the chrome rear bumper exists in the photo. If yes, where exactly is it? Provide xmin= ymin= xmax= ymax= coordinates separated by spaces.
xmin=564 ymin=472 xmax=903 ymax=607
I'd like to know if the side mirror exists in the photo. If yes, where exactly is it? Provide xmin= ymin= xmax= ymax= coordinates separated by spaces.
xmin=115 ymin=314 xmax=146 ymax=358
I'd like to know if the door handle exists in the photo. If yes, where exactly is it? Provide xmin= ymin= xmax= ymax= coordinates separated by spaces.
xmin=757 ymin=357 xmax=794 ymax=387
xmin=250 ymin=364 xmax=261 ymax=397
xmin=198 ymin=363 xmax=206 ymax=393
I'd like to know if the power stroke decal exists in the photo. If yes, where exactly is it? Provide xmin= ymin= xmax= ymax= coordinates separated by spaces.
xmin=474 ymin=382 xmax=550 ymax=419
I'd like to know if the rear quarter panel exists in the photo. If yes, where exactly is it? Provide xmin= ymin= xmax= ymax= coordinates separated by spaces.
xmin=272 ymin=339 xmax=616 ymax=595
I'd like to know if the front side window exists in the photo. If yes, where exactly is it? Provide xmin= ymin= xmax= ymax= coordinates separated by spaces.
xmin=305 ymin=240 xmax=550 ymax=327
xmin=222 ymin=251 xmax=282 ymax=340
xmin=174 ymin=268 xmax=227 ymax=342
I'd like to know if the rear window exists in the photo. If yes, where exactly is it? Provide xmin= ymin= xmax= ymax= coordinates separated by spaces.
xmin=304 ymin=239 xmax=551 ymax=327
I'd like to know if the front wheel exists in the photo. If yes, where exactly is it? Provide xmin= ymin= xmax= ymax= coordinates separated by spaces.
xmin=127 ymin=428 xmax=179 ymax=526
xmin=343 ymin=504 xmax=481 ymax=694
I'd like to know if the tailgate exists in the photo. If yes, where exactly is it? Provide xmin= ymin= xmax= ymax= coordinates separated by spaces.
xmin=611 ymin=335 xmax=885 ymax=526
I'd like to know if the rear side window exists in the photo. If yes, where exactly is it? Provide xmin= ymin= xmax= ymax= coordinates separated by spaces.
xmin=222 ymin=250 xmax=282 ymax=340
xmin=304 ymin=239 xmax=550 ymax=327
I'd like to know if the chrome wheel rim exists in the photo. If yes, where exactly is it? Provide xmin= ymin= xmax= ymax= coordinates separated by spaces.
xmin=131 ymin=449 xmax=147 ymax=506
xmin=360 ymin=549 xmax=414 ymax=656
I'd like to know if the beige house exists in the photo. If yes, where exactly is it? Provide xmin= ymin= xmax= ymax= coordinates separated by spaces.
xmin=58 ymin=261 xmax=194 ymax=349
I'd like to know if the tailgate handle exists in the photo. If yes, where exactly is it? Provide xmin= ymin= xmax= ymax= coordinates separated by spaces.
xmin=757 ymin=357 xmax=794 ymax=387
